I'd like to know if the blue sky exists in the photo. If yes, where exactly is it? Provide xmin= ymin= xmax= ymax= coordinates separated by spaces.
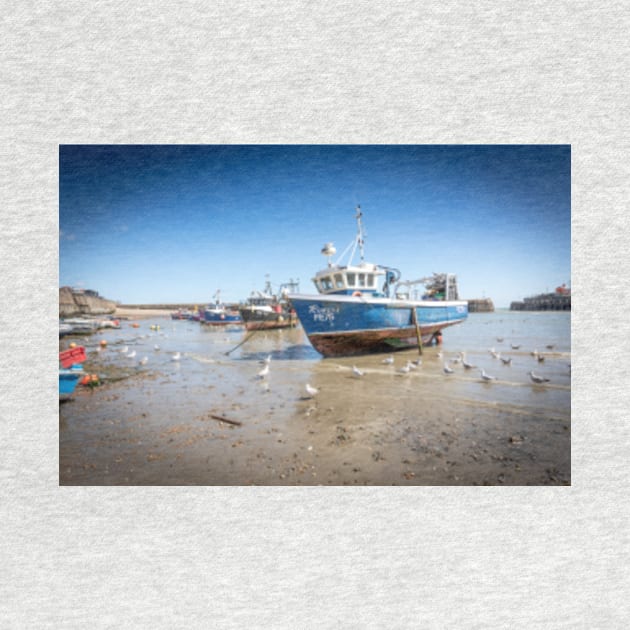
xmin=59 ymin=145 xmax=570 ymax=307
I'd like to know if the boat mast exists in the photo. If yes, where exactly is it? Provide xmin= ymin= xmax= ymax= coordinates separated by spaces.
xmin=350 ymin=205 xmax=365 ymax=263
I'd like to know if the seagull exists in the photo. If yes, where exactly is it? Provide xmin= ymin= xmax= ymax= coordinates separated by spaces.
xmin=531 ymin=349 xmax=539 ymax=357
xmin=398 ymin=362 xmax=411 ymax=375
xmin=171 ymin=352 xmax=181 ymax=361
xmin=411 ymin=358 xmax=422 ymax=366
xmin=138 ymin=356 xmax=148 ymax=366
xmin=491 ymin=351 xmax=501 ymax=360
xmin=305 ymin=383 xmax=319 ymax=398
xmin=546 ymin=344 xmax=555 ymax=350
xmin=500 ymin=356 xmax=512 ymax=365
xmin=121 ymin=345 xmax=128 ymax=354
xmin=496 ymin=337 xmax=504 ymax=343
xmin=450 ymin=353 xmax=463 ymax=364
xmin=537 ymin=354 xmax=545 ymax=363
xmin=443 ymin=363 xmax=454 ymax=375
xmin=264 ymin=354 xmax=272 ymax=365
xmin=529 ymin=370 xmax=550 ymax=384
xmin=480 ymin=368 xmax=496 ymax=381
xmin=154 ymin=344 xmax=160 ymax=351
xmin=462 ymin=358 xmax=476 ymax=369
xmin=258 ymin=363 xmax=270 ymax=378
xmin=352 ymin=365 xmax=365 ymax=378
xmin=437 ymin=351 xmax=443 ymax=359
xmin=511 ymin=344 xmax=521 ymax=350
xmin=408 ymin=360 xmax=418 ymax=370
xmin=381 ymin=355 xmax=394 ymax=365
xmin=126 ymin=350 xmax=136 ymax=359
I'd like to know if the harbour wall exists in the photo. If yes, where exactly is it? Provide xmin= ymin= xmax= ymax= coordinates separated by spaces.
xmin=510 ymin=293 xmax=571 ymax=311
xmin=467 ymin=298 xmax=494 ymax=313
xmin=60 ymin=287 xmax=117 ymax=317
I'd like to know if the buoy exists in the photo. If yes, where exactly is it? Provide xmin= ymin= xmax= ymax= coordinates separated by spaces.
xmin=131 ymin=323 xmax=140 ymax=328
xmin=69 ymin=342 xmax=77 ymax=348
xmin=100 ymin=339 xmax=107 ymax=346
xmin=352 ymin=291 xmax=362 ymax=297
xmin=81 ymin=375 xmax=91 ymax=386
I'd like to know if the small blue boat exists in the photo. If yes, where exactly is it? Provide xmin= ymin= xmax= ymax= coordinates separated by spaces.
xmin=59 ymin=369 xmax=83 ymax=401
xmin=201 ymin=291 xmax=243 ymax=326
xmin=288 ymin=206 xmax=468 ymax=357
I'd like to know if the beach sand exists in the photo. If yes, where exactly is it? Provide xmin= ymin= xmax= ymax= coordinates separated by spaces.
xmin=59 ymin=339 xmax=570 ymax=486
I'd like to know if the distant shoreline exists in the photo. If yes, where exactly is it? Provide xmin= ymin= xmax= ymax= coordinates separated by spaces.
xmin=114 ymin=306 xmax=173 ymax=319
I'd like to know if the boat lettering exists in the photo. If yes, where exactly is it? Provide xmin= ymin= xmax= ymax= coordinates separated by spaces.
xmin=308 ymin=304 xmax=340 ymax=323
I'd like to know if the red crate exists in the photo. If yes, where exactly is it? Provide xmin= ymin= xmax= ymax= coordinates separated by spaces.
xmin=59 ymin=346 xmax=86 ymax=368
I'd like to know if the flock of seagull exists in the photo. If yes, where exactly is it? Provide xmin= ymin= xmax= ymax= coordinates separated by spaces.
xmin=97 ymin=331 xmax=562 ymax=401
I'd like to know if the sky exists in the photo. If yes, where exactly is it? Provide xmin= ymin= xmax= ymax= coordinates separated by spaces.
xmin=59 ymin=145 xmax=570 ymax=308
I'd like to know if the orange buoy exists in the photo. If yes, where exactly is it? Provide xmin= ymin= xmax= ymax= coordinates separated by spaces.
xmin=81 ymin=375 xmax=91 ymax=385
xmin=131 ymin=323 xmax=140 ymax=328
xmin=69 ymin=342 xmax=77 ymax=348
xmin=100 ymin=339 xmax=107 ymax=346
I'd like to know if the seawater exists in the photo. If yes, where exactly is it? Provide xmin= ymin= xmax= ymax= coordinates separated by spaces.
xmin=63 ymin=309 xmax=570 ymax=421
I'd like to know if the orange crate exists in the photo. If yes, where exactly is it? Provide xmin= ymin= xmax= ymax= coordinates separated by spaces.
xmin=59 ymin=346 xmax=86 ymax=368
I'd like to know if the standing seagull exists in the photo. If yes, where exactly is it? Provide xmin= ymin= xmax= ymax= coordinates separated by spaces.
xmin=398 ymin=362 xmax=412 ymax=375
xmin=480 ymin=368 xmax=496 ymax=382
xmin=500 ymin=356 xmax=512 ymax=365
xmin=352 ymin=365 xmax=365 ymax=378
xmin=258 ymin=363 xmax=270 ymax=378
xmin=305 ymin=383 xmax=319 ymax=398
xmin=511 ymin=344 xmax=521 ymax=350
xmin=171 ymin=351 xmax=181 ymax=361
xmin=138 ymin=356 xmax=148 ymax=366
xmin=443 ymin=363 xmax=454 ymax=375
xmin=381 ymin=355 xmax=394 ymax=365
xmin=528 ymin=371 xmax=550 ymax=384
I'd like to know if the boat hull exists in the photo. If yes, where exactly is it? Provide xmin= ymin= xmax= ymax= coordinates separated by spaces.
xmin=239 ymin=308 xmax=298 ymax=330
xmin=288 ymin=294 xmax=468 ymax=357
xmin=59 ymin=370 xmax=82 ymax=400
xmin=201 ymin=312 xmax=243 ymax=326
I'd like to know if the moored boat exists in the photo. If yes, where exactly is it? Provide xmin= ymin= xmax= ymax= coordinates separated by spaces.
xmin=201 ymin=291 xmax=243 ymax=326
xmin=59 ymin=346 xmax=86 ymax=401
xmin=239 ymin=278 xmax=299 ymax=330
xmin=287 ymin=206 xmax=468 ymax=357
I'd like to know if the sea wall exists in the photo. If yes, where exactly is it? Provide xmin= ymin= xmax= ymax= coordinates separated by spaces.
xmin=60 ymin=287 xmax=117 ymax=317
xmin=467 ymin=298 xmax=494 ymax=313
xmin=510 ymin=293 xmax=571 ymax=311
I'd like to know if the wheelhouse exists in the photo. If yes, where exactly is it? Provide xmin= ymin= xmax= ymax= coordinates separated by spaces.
xmin=312 ymin=263 xmax=387 ymax=296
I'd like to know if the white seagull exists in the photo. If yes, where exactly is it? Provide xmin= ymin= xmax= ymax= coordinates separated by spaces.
xmin=462 ymin=358 xmax=476 ymax=369
xmin=138 ymin=356 xmax=148 ymax=366
xmin=381 ymin=355 xmax=394 ymax=365
xmin=528 ymin=371 xmax=550 ymax=384
xmin=171 ymin=352 xmax=181 ymax=361
xmin=412 ymin=358 xmax=422 ymax=366
xmin=305 ymin=383 xmax=319 ymax=398
xmin=398 ymin=362 xmax=412 ymax=375
xmin=154 ymin=344 xmax=160 ymax=351
xmin=126 ymin=350 xmax=136 ymax=359
xmin=263 ymin=354 xmax=272 ymax=365
xmin=352 ymin=365 xmax=365 ymax=378
xmin=443 ymin=363 xmax=454 ymax=375
xmin=258 ymin=363 xmax=270 ymax=378
xmin=480 ymin=368 xmax=496 ymax=382
xmin=121 ymin=345 xmax=128 ymax=354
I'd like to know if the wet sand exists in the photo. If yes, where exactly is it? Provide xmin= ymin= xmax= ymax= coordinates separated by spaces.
xmin=59 ymin=320 xmax=570 ymax=485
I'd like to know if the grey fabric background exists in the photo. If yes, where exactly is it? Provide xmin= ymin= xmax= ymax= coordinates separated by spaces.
xmin=2 ymin=1 xmax=628 ymax=627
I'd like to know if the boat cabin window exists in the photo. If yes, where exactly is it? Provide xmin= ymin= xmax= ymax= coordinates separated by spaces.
xmin=367 ymin=274 xmax=375 ymax=287
xmin=358 ymin=273 xmax=366 ymax=288
xmin=334 ymin=274 xmax=344 ymax=289
xmin=319 ymin=276 xmax=334 ymax=291
xmin=346 ymin=272 xmax=356 ymax=287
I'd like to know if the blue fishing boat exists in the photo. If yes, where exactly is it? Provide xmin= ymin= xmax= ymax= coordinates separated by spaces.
xmin=201 ymin=291 xmax=243 ymax=326
xmin=288 ymin=206 xmax=468 ymax=357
